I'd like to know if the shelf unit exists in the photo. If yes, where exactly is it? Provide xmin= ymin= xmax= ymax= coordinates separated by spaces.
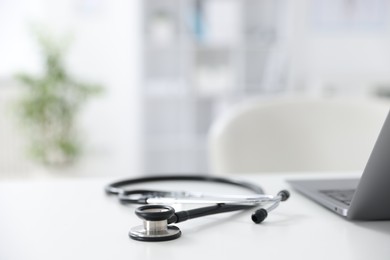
xmin=141 ymin=0 xmax=288 ymax=173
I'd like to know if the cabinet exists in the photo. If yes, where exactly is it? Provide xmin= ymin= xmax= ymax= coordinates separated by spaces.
xmin=141 ymin=0 xmax=288 ymax=172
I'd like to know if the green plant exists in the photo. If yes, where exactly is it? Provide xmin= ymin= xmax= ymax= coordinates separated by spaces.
xmin=15 ymin=31 xmax=102 ymax=166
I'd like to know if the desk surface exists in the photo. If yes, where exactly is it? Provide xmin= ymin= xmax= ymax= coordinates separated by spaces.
xmin=1 ymin=173 xmax=389 ymax=260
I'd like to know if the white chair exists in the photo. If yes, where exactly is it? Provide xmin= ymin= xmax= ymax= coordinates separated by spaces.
xmin=208 ymin=98 xmax=390 ymax=174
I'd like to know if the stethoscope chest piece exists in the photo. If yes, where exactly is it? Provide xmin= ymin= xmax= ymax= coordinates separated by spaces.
xmin=129 ymin=205 xmax=181 ymax=242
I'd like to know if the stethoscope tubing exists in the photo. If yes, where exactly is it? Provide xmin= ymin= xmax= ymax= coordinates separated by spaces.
xmin=168 ymin=203 xmax=255 ymax=224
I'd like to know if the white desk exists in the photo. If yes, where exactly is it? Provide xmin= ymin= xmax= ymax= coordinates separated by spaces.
xmin=1 ymin=173 xmax=389 ymax=260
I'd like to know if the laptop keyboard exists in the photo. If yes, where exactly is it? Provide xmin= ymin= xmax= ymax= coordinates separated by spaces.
xmin=320 ymin=189 xmax=356 ymax=206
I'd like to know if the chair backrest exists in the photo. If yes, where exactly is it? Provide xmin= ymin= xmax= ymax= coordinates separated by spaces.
xmin=209 ymin=98 xmax=390 ymax=174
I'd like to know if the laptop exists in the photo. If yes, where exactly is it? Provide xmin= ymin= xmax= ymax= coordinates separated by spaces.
xmin=288 ymin=111 xmax=390 ymax=220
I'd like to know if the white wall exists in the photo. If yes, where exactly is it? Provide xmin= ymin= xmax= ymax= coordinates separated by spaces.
xmin=0 ymin=0 xmax=142 ymax=178
xmin=287 ymin=0 xmax=390 ymax=97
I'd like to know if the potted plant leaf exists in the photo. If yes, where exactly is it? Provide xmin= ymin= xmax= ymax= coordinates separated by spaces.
xmin=15 ymin=30 xmax=103 ymax=167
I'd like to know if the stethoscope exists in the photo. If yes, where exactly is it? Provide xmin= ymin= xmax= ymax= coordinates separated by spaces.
xmin=105 ymin=175 xmax=289 ymax=242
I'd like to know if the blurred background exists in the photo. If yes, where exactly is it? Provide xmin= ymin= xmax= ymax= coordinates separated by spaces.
xmin=1 ymin=0 xmax=390 ymax=179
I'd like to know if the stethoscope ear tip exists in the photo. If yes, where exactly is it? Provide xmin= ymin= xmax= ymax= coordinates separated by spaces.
xmin=278 ymin=190 xmax=290 ymax=201
xmin=251 ymin=208 xmax=268 ymax=224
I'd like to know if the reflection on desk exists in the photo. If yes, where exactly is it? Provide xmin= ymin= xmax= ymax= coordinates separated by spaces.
xmin=0 ymin=173 xmax=389 ymax=260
